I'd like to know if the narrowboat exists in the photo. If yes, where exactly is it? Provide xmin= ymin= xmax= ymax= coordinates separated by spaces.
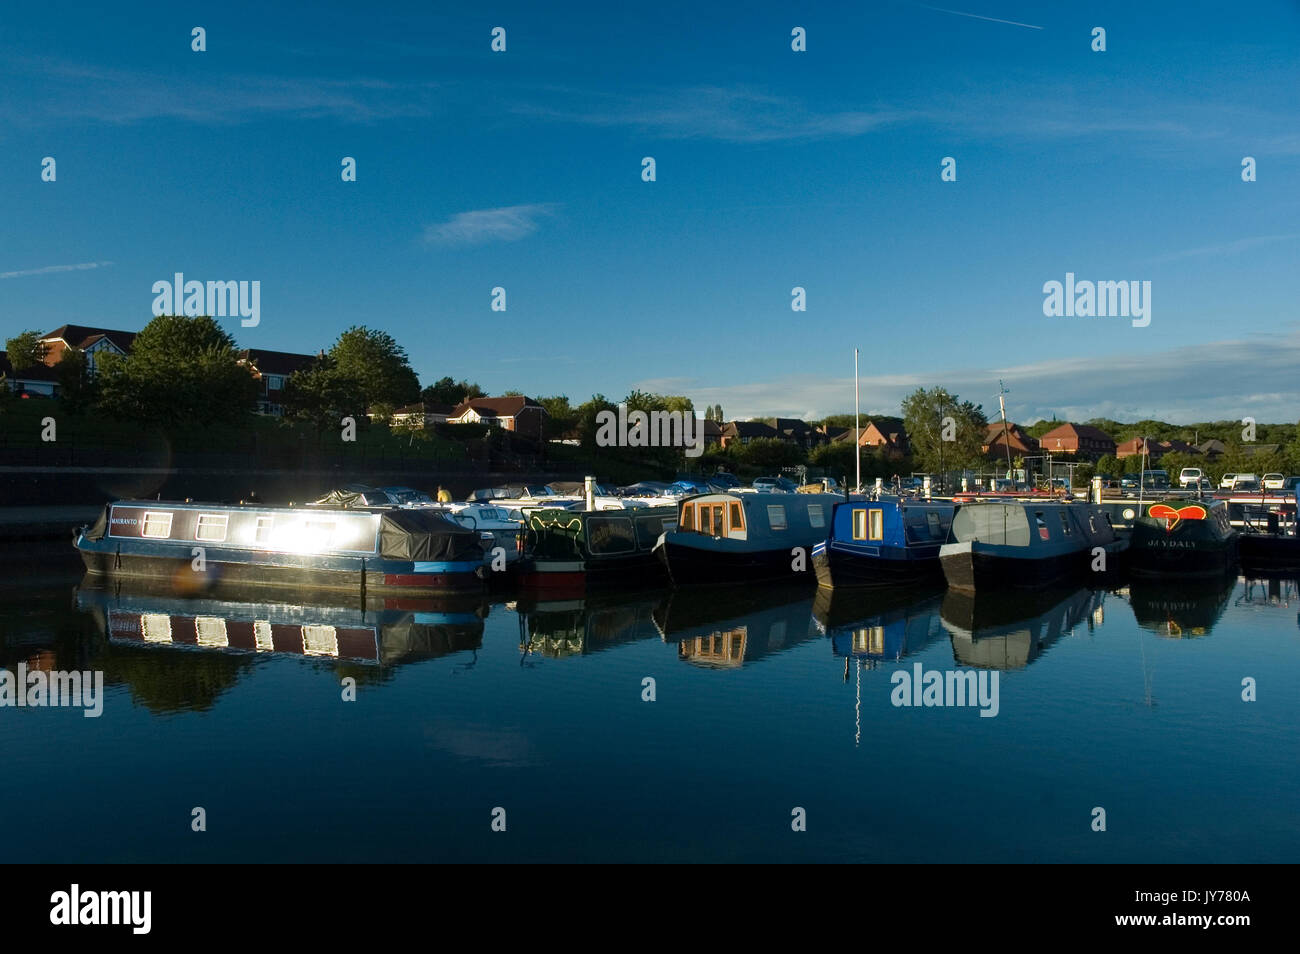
xmin=940 ymin=585 xmax=1107 ymax=669
xmin=812 ymin=498 xmax=955 ymax=588
xmin=938 ymin=501 xmax=1124 ymax=592
xmin=518 ymin=505 xmax=677 ymax=591
xmin=1126 ymin=576 xmax=1235 ymax=638
xmin=1126 ymin=499 xmax=1238 ymax=579
xmin=75 ymin=500 xmax=489 ymax=596
xmin=76 ymin=583 xmax=486 ymax=667
xmin=514 ymin=590 xmax=665 ymax=658
xmin=652 ymin=491 xmax=842 ymax=585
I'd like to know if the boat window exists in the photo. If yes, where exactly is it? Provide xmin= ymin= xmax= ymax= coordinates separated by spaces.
xmin=1034 ymin=512 xmax=1049 ymax=541
xmin=303 ymin=519 xmax=337 ymax=548
xmin=852 ymin=509 xmax=868 ymax=540
xmin=767 ymin=505 xmax=788 ymax=530
xmin=729 ymin=502 xmax=744 ymax=531
xmin=680 ymin=503 xmax=695 ymax=530
xmin=141 ymin=511 xmax=173 ymax=538
xmin=141 ymin=614 xmax=172 ymax=642
xmin=635 ymin=514 xmax=668 ymax=548
xmin=926 ymin=511 xmax=943 ymax=539
xmin=1058 ymin=511 xmax=1072 ymax=536
xmin=808 ymin=503 xmax=825 ymax=528
xmin=869 ymin=509 xmax=883 ymax=541
xmin=587 ymin=516 xmax=636 ymax=554
xmin=254 ymin=516 xmax=275 ymax=544
xmin=196 ymin=513 xmax=229 ymax=543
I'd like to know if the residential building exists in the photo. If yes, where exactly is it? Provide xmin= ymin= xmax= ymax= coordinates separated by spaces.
xmin=0 ymin=351 xmax=62 ymax=396
xmin=38 ymin=325 xmax=136 ymax=372
xmin=390 ymin=402 xmax=455 ymax=427
xmin=448 ymin=395 xmax=548 ymax=441
xmin=719 ymin=420 xmax=777 ymax=448
xmin=1037 ymin=423 xmax=1117 ymax=461
xmin=238 ymin=349 xmax=318 ymax=416
xmin=983 ymin=421 xmax=1038 ymax=459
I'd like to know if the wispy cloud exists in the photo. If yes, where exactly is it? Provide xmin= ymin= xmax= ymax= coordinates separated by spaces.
xmin=1143 ymin=234 xmax=1299 ymax=266
xmin=514 ymin=86 xmax=915 ymax=143
xmin=910 ymin=3 xmax=1043 ymax=30
xmin=0 ymin=58 xmax=439 ymax=125
xmin=422 ymin=204 xmax=558 ymax=247
xmin=0 ymin=260 xmax=113 ymax=279
xmin=645 ymin=331 xmax=1300 ymax=424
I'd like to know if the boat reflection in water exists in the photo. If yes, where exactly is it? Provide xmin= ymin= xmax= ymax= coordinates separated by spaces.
xmin=1123 ymin=576 xmax=1236 ymax=639
xmin=1234 ymin=574 xmax=1300 ymax=618
xmin=652 ymin=583 xmax=819 ymax=669
xmin=513 ymin=590 xmax=665 ymax=660
xmin=812 ymin=584 xmax=946 ymax=670
xmin=940 ymin=586 xmax=1109 ymax=669
xmin=76 ymin=580 xmax=488 ymax=669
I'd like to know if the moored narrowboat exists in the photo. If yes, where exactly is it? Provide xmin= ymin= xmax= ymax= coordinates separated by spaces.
xmin=938 ymin=501 xmax=1124 ymax=592
xmin=652 ymin=491 xmax=841 ymax=585
xmin=1126 ymin=499 xmax=1238 ymax=579
xmin=812 ymin=498 xmax=954 ymax=588
xmin=75 ymin=500 xmax=489 ymax=596
xmin=518 ymin=505 xmax=677 ymax=591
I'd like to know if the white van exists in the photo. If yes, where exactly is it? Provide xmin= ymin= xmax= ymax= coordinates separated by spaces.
xmin=1179 ymin=467 xmax=1204 ymax=488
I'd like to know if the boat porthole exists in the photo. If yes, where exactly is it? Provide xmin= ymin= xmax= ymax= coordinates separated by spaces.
xmin=1122 ymin=508 xmax=1135 ymax=520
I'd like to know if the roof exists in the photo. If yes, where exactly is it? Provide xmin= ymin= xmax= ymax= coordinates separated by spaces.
xmin=864 ymin=416 xmax=905 ymax=435
xmin=238 ymin=348 xmax=317 ymax=376
xmin=395 ymin=402 xmax=455 ymax=416
xmin=41 ymin=325 xmax=136 ymax=354
xmin=1039 ymin=422 xmax=1115 ymax=443
xmin=721 ymin=420 xmax=777 ymax=438
xmin=452 ymin=395 xmax=545 ymax=418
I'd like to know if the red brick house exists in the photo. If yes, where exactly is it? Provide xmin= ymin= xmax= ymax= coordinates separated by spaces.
xmin=38 ymin=325 xmax=137 ymax=372
xmin=448 ymin=395 xmax=548 ymax=441
xmin=983 ymin=421 xmax=1038 ymax=459
xmin=1037 ymin=423 xmax=1117 ymax=461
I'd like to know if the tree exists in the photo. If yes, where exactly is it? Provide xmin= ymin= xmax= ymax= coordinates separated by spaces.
xmin=420 ymin=376 xmax=484 ymax=406
xmin=55 ymin=348 xmax=96 ymax=414
xmin=95 ymin=315 xmax=257 ymax=429
xmin=281 ymin=354 xmax=367 ymax=429
xmin=329 ymin=326 xmax=420 ymax=410
xmin=901 ymin=387 xmax=988 ymax=476
xmin=4 ymin=331 xmax=46 ymax=372
xmin=537 ymin=395 xmax=575 ymax=439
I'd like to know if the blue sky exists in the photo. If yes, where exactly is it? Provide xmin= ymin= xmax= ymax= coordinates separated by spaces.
xmin=2 ymin=0 xmax=1299 ymax=424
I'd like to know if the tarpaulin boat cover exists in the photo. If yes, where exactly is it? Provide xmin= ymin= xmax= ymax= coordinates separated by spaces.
xmin=379 ymin=510 xmax=484 ymax=562
xmin=314 ymin=489 xmax=368 ymax=507
xmin=82 ymin=506 xmax=109 ymax=541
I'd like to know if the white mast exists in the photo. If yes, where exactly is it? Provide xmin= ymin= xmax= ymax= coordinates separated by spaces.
xmin=854 ymin=348 xmax=861 ymax=492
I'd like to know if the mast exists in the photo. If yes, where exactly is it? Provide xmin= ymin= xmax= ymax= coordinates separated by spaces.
xmin=854 ymin=348 xmax=861 ymax=492
xmin=998 ymin=380 xmax=1013 ymax=479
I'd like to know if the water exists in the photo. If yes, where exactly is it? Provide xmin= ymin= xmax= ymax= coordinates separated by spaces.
xmin=2 ymin=545 xmax=1297 ymax=862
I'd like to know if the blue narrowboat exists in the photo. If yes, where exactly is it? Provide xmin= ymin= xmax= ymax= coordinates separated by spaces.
xmin=651 ymin=491 xmax=842 ymax=585
xmin=938 ymin=501 xmax=1125 ymax=592
xmin=75 ymin=500 xmax=489 ymax=596
xmin=812 ymin=498 xmax=955 ymax=588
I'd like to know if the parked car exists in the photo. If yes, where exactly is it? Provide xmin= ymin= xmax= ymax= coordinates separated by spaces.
xmin=1094 ymin=473 xmax=1117 ymax=489
xmin=1262 ymin=473 xmax=1285 ymax=490
xmin=752 ymin=476 xmax=797 ymax=493
xmin=1179 ymin=467 xmax=1204 ymax=488
xmin=1219 ymin=473 xmax=1238 ymax=490
xmin=706 ymin=472 xmax=742 ymax=489
xmin=1282 ymin=476 xmax=1300 ymax=494
xmin=1119 ymin=475 xmax=1139 ymax=492
xmin=1232 ymin=473 xmax=1260 ymax=491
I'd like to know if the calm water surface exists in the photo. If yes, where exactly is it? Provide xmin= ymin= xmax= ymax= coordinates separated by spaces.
xmin=2 ymin=546 xmax=1297 ymax=863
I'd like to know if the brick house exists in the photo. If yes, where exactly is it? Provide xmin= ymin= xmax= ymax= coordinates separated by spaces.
xmin=983 ymin=421 xmax=1038 ymax=459
xmin=448 ymin=395 xmax=548 ymax=441
xmin=237 ymin=349 xmax=319 ymax=416
xmin=38 ymin=324 xmax=137 ymax=372
xmin=1037 ymin=423 xmax=1117 ymax=461
xmin=719 ymin=420 xmax=777 ymax=448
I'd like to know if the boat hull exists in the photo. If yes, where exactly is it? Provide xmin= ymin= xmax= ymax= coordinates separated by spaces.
xmin=76 ymin=539 xmax=485 ymax=596
xmin=517 ymin=553 xmax=669 ymax=593
xmin=812 ymin=541 xmax=943 ymax=588
xmin=655 ymin=536 xmax=812 ymax=586
xmin=939 ymin=541 xmax=1094 ymax=593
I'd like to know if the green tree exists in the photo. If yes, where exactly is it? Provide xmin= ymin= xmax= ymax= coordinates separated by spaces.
xmin=420 ymin=376 xmax=484 ymax=406
xmin=901 ymin=387 xmax=988 ymax=475
xmin=55 ymin=348 xmax=96 ymax=414
xmin=537 ymin=395 xmax=575 ymax=439
xmin=95 ymin=315 xmax=257 ymax=428
xmin=4 ymin=331 xmax=46 ymax=372
xmin=329 ymin=326 xmax=420 ymax=409
xmin=281 ymin=354 xmax=367 ymax=429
